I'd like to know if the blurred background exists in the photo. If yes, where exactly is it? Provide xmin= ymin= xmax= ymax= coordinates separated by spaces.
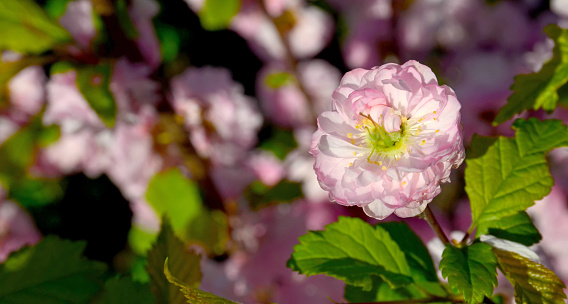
xmin=1 ymin=0 xmax=568 ymax=303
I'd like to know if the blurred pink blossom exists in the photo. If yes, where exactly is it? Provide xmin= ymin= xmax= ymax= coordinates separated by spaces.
xmin=247 ymin=150 xmax=285 ymax=187
xmin=0 ymin=200 xmax=42 ymax=262
xmin=170 ymin=66 xmax=262 ymax=166
xmin=129 ymin=0 xmax=162 ymax=69
xmin=311 ymin=60 xmax=464 ymax=219
xmin=200 ymin=201 xmax=346 ymax=303
xmin=59 ymin=0 xmax=97 ymax=50
xmin=8 ymin=66 xmax=46 ymax=120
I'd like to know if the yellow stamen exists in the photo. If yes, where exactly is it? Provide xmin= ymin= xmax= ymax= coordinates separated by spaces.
xmin=381 ymin=166 xmax=387 ymax=171
xmin=421 ymin=140 xmax=426 ymax=145
xmin=347 ymin=133 xmax=353 ymax=138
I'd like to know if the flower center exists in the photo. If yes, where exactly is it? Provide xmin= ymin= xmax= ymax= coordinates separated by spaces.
xmin=360 ymin=113 xmax=405 ymax=152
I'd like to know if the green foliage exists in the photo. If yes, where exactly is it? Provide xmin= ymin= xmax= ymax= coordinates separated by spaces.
xmin=154 ymin=22 xmax=182 ymax=63
xmin=0 ymin=0 xmax=71 ymax=54
xmin=0 ymin=115 xmax=60 ymax=190
xmin=164 ymin=258 xmax=238 ymax=304
xmin=116 ymin=0 xmax=139 ymax=39
xmin=95 ymin=277 xmax=155 ymax=304
xmin=265 ymin=71 xmax=296 ymax=89
xmin=494 ymin=25 xmax=568 ymax=124
xmin=198 ymin=0 xmax=241 ymax=31
xmin=146 ymin=219 xmax=202 ymax=304
xmin=8 ymin=177 xmax=64 ymax=208
xmin=145 ymin=168 xmax=204 ymax=241
xmin=476 ymin=211 xmax=541 ymax=246
xmin=258 ymin=128 xmax=298 ymax=160
xmin=43 ymin=0 xmax=72 ymax=19
xmin=493 ymin=248 xmax=567 ymax=304
xmin=0 ymin=236 xmax=107 ymax=304
xmin=466 ymin=118 xmax=568 ymax=228
xmin=440 ymin=243 xmax=498 ymax=304
xmin=343 ymin=222 xmax=447 ymax=302
xmin=245 ymin=180 xmax=303 ymax=210
xmin=185 ymin=209 xmax=229 ymax=256
xmin=130 ymin=169 xmax=228 ymax=256
xmin=287 ymin=217 xmax=444 ymax=292
xmin=75 ymin=63 xmax=118 ymax=128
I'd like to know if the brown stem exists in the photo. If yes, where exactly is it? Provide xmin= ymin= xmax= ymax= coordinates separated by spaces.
xmin=421 ymin=205 xmax=450 ymax=245
xmin=256 ymin=0 xmax=317 ymax=122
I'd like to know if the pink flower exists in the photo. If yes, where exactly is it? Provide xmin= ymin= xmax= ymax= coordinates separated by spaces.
xmin=310 ymin=60 xmax=465 ymax=220
xmin=170 ymin=66 xmax=262 ymax=166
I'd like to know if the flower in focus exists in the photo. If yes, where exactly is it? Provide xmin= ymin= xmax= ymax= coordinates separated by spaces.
xmin=310 ymin=60 xmax=464 ymax=219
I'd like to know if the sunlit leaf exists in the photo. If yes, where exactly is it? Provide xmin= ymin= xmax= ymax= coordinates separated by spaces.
xmin=198 ymin=0 xmax=241 ymax=31
xmin=287 ymin=216 xmax=414 ymax=291
xmin=145 ymin=168 xmax=203 ymax=240
xmin=493 ymin=248 xmax=567 ymax=304
xmin=0 ymin=236 xmax=107 ymax=303
xmin=186 ymin=209 xmax=229 ymax=257
xmin=94 ymin=276 xmax=155 ymax=304
xmin=0 ymin=0 xmax=71 ymax=54
xmin=494 ymin=25 xmax=568 ymax=124
xmin=164 ymin=258 xmax=237 ymax=304
xmin=146 ymin=219 xmax=202 ymax=304
xmin=440 ymin=243 xmax=498 ymax=304
xmin=466 ymin=118 xmax=568 ymax=228
xmin=75 ymin=63 xmax=117 ymax=128
xmin=475 ymin=211 xmax=541 ymax=246
xmin=344 ymin=222 xmax=447 ymax=302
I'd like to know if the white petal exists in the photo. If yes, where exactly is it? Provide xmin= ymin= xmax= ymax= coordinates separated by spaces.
xmin=318 ymin=135 xmax=366 ymax=158
xmin=480 ymin=235 xmax=540 ymax=263
xmin=363 ymin=201 xmax=394 ymax=220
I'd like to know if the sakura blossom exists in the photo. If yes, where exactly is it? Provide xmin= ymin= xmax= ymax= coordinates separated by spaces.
xmin=311 ymin=60 xmax=464 ymax=219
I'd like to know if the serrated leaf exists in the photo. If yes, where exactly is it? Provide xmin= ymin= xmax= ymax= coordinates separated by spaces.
xmin=94 ymin=276 xmax=155 ymax=304
xmin=344 ymin=277 xmax=426 ymax=303
xmin=198 ymin=0 xmax=241 ymax=31
xmin=494 ymin=25 xmax=568 ymax=124
xmin=75 ymin=63 xmax=117 ymax=128
xmin=440 ymin=243 xmax=498 ymax=304
xmin=0 ymin=0 xmax=71 ymax=54
xmin=164 ymin=258 xmax=238 ymax=304
xmin=466 ymin=118 xmax=568 ymax=228
xmin=493 ymin=248 xmax=567 ymax=304
xmin=146 ymin=219 xmax=202 ymax=304
xmin=0 ymin=236 xmax=107 ymax=304
xmin=476 ymin=211 xmax=541 ymax=246
xmin=287 ymin=216 xmax=414 ymax=291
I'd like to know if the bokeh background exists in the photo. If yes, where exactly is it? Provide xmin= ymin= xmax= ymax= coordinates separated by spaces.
xmin=1 ymin=0 xmax=568 ymax=303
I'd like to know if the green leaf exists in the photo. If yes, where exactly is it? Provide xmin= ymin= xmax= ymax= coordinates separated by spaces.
xmin=146 ymin=168 xmax=204 ymax=241
xmin=8 ymin=177 xmax=64 ymax=208
xmin=476 ymin=211 xmax=541 ymax=246
xmin=185 ymin=209 xmax=229 ymax=256
xmin=344 ymin=222 xmax=447 ymax=302
xmin=344 ymin=277 xmax=427 ymax=303
xmin=0 ymin=0 xmax=71 ymax=54
xmin=0 ymin=116 xmax=60 ymax=189
xmin=146 ymin=219 xmax=202 ymax=304
xmin=493 ymin=248 xmax=567 ymax=304
xmin=94 ymin=276 xmax=155 ymax=304
xmin=75 ymin=63 xmax=117 ymax=128
xmin=258 ymin=128 xmax=298 ymax=160
xmin=287 ymin=216 xmax=414 ymax=291
xmin=154 ymin=22 xmax=182 ymax=64
xmin=0 ymin=236 xmax=107 ymax=304
xmin=44 ymin=0 xmax=72 ymax=19
xmin=245 ymin=179 xmax=303 ymax=210
xmin=466 ymin=118 xmax=568 ymax=228
xmin=115 ymin=0 xmax=139 ymax=39
xmin=198 ymin=0 xmax=241 ymax=31
xmin=494 ymin=25 xmax=568 ymax=124
xmin=439 ymin=243 xmax=498 ymax=304
xmin=164 ymin=258 xmax=238 ymax=304
xmin=264 ymin=71 xmax=295 ymax=89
